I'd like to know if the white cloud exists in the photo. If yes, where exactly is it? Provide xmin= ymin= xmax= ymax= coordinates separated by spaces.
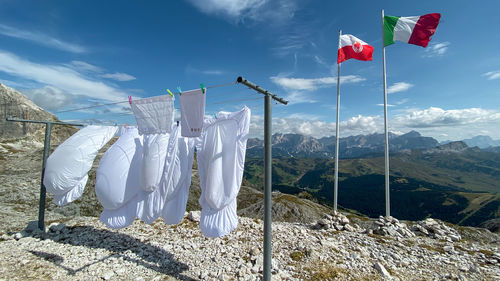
xmin=376 ymin=103 xmax=395 ymax=107
xmin=0 ymin=24 xmax=86 ymax=53
xmin=0 ymin=50 xmax=128 ymax=102
xmin=387 ymin=82 xmax=413 ymax=94
xmin=25 ymin=86 xmax=74 ymax=111
xmin=101 ymin=72 xmax=136 ymax=81
xmin=271 ymin=75 xmax=365 ymax=91
xmin=249 ymin=114 xmax=381 ymax=139
xmin=423 ymin=41 xmax=450 ymax=57
xmin=393 ymin=107 xmax=500 ymax=128
xmin=483 ymin=70 xmax=500 ymax=80
xmin=249 ymin=107 xmax=500 ymax=141
xmin=69 ymin=61 xmax=103 ymax=73
xmin=186 ymin=0 xmax=296 ymax=24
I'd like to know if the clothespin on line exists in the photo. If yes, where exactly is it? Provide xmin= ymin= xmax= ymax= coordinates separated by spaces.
xmin=200 ymin=83 xmax=206 ymax=94
xmin=166 ymin=89 xmax=174 ymax=97
xmin=128 ymin=96 xmax=132 ymax=105
xmin=177 ymin=86 xmax=182 ymax=96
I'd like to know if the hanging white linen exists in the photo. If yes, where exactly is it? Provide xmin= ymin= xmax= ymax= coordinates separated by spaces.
xmin=130 ymin=95 xmax=174 ymax=135
xmin=95 ymin=126 xmax=143 ymax=229
xmin=179 ymin=89 xmax=205 ymax=137
xmin=136 ymin=125 xmax=178 ymax=224
xmin=160 ymin=128 xmax=195 ymax=225
xmin=44 ymin=125 xmax=117 ymax=206
xmin=196 ymin=106 xmax=251 ymax=237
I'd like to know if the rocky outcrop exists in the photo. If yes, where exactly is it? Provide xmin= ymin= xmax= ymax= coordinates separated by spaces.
xmin=412 ymin=218 xmax=462 ymax=242
xmin=311 ymin=211 xmax=360 ymax=232
xmin=0 ymin=83 xmax=77 ymax=144
xmin=0 ymin=83 xmax=56 ymax=140
xmin=367 ymin=215 xmax=416 ymax=238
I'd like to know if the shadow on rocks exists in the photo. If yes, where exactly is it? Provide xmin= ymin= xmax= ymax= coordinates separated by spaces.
xmin=30 ymin=224 xmax=197 ymax=281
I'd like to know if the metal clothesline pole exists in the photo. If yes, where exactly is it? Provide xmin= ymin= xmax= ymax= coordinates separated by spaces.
xmin=5 ymin=117 xmax=84 ymax=231
xmin=236 ymin=76 xmax=288 ymax=281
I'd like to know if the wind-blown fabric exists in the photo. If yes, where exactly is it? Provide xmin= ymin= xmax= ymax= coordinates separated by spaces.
xmin=96 ymin=126 xmax=143 ymax=229
xmin=160 ymin=126 xmax=195 ymax=225
xmin=196 ymin=106 xmax=251 ymax=238
xmin=44 ymin=125 xmax=117 ymax=206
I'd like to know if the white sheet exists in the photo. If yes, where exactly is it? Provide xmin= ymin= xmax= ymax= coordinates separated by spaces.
xmin=196 ymin=106 xmax=251 ymax=237
xmin=44 ymin=125 xmax=117 ymax=206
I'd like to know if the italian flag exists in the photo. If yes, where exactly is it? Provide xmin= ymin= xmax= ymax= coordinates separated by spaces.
xmin=337 ymin=34 xmax=374 ymax=64
xmin=384 ymin=13 xmax=441 ymax=47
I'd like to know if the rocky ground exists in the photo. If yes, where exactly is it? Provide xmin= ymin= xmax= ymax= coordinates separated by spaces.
xmin=1 ymin=135 xmax=500 ymax=280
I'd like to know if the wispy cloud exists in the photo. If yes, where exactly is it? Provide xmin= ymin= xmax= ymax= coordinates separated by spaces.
xmin=68 ymin=61 xmax=103 ymax=73
xmin=186 ymin=0 xmax=296 ymax=25
xmin=0 ymin=24 xmax=86 ymax=53
xmin=0 ymin=50 xmax=128 ymax=103
xmin=271 ymin=75 xmax=365 ymax=91
xmin=423 ymin=41 xmax=450 ymax=57
xmin=185 ymin=65 xmax=225 ymax=76
xmin=387 ymin=82 xmax=413 ymax=94
xmin=483 ymin=70 xmax=500 ymax=80
xmin=101 ymin=72 xmax=136 ymax=81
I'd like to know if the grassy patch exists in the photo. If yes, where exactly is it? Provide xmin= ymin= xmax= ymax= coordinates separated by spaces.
xmin=304 ymin=264 xmax=347 ymax=281
xmin=290 ymin=251 xmax=305 ymax=262
xmin=419 ymin=244 xmax=445 ymax=254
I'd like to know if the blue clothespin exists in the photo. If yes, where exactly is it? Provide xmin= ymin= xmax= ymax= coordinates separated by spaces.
xmin=114 ymin=122 xmax=117 ymax=126
xmin=200 ymin=83 xmax=206 ymax=94
xmin=166 ymin=89 xmax=174 ymax=97
xmin=177 ymin=86 xmax=182 ymax=96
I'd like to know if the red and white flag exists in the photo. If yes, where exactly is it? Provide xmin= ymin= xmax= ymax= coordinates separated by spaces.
xmin=337 ymin=34 xmax=374 ymax=64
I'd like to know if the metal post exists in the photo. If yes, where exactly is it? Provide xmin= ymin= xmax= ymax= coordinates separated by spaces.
xmin=236 ymin=77 xmax=287 ymax=281
xmin=263 ymin=93 xmax=272 ymax=280
xmin=334 ymin=29 xmax=342 ymax=212
xmin=38 ymin=122 xmax=52 ymax=231
xmin=382 ymin=10 xmax=390 ymax=217
xmin=6 ymin=117 xmax=84 ymax=231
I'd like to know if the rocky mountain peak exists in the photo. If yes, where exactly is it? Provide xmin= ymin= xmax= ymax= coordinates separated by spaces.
xmin=0 ymin=83 xmax=57 ymax=140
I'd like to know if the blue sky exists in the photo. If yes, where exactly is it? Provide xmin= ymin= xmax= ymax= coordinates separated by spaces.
xmin=1 ymin=0 xmax=499 ymax=141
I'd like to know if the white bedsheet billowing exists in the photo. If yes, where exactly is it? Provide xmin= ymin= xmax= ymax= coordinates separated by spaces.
xmin=44 ymin=125 xmax=117 ymax=206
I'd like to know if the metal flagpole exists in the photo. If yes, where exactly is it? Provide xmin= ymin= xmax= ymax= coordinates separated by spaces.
xmin=381 ymin=10 xmax=391 ymax=217
xmin=334 ymin=29 xmax=342 ymax=212
xmin=6 ymin=117 xmax=84 ymax=230
xmin=236 ymin=77 xmax=288 ymax=281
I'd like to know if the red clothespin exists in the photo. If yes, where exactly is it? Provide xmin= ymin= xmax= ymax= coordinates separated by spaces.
xmin=128 ymin=96 xmax=132 ymax=105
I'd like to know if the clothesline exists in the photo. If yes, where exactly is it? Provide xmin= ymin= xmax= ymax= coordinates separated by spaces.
xmin=55 ymin=81 xmax=237 ymax=114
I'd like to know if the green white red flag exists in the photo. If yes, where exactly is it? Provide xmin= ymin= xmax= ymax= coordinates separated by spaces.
xmin=383 ymin=13 xmax=441 ymax=47
xmin=337 ymin=34 xmax=374 ymax=64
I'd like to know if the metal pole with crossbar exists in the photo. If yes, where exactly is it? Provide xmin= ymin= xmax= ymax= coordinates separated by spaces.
xmin=236 ymin=77 xmax=287 ymax=281
xmin=5 ymin=117 xmax=84 ymax=231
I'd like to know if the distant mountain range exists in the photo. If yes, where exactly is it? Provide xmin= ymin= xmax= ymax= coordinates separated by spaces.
xmin=247 ymin=131 xmax=500 ymax=159
xmin=244 ymin=141 xmax=500 ymax=228
xmin=442 ymin=135 xmax=500 ymax=149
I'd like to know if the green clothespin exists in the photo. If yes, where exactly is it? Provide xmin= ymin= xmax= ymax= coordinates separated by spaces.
xmin=166 ymin=89 xmax=174 ymax=97
xmin=177 ymin=86 xmax=182 ymax=96
xmin=200 ymin=83 xmax=206 ymax=94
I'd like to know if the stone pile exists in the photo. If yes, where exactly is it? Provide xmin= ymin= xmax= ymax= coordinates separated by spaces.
xmin=367 ymin=215 xmax=416 ymax=238
xmin=412 ymin=218 xmax=462 ymax=242
xmin=311 ymin=211 xmax=358 ymax=232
